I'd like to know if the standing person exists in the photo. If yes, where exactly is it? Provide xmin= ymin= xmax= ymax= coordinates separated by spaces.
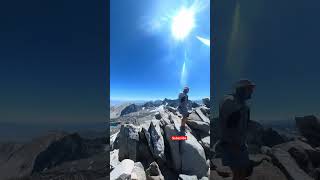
xmin=178 ymin=87 xmax=190 ymax=131
xmin=218 ymin=79 xmax=255 ymax=180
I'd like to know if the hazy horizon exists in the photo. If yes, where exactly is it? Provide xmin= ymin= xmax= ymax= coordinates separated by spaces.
xmin=0 ymin=121 xmax=106 ymax=143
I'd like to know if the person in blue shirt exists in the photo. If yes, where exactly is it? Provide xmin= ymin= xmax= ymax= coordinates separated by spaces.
xmin=178 ymin=87 xmax=190 ymax=131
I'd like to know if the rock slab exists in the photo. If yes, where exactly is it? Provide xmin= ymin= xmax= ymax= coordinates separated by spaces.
xmin=110 ymin=159 xmax=134 ymax=180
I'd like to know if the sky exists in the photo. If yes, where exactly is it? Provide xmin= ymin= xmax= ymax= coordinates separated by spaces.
xmin=0 ymin=0 xmax=107 ymax=123
xmin=110 ymin=0 xmax=210 ymax=101
xmin=213 ymin=0 xmax=320 ymax=120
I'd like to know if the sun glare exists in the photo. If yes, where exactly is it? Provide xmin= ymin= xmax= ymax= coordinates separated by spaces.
xmin=171 ymin=7 xmax=195 ymax=41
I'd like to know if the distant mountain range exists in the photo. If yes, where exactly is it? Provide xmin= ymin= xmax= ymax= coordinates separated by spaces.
xmin=111 ymin=100 xmax=150 ymax=106
xmin=110 ymin=98 xmax=206 ymax=120
xmin=0 ymin=121 xmax=106 ymax=143
xmin=0 ymin=131 xmax=108 ymax=180
xmin=111 ymin=98 xmax=205 ymax=106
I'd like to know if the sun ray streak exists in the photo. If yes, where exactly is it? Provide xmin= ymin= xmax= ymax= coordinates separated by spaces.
xmin=196 ymin=36 xmax=210 ymax=47
xmin=180 ymin=60 xmax=187 ymax=87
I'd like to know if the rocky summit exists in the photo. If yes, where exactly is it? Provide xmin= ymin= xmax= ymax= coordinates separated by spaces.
xmin=110 ymin=98 xmax=320 ymax=180
xmin=110 ymin=100 xmax=211 ymax=180
xmin=210 ymin=115 xmax=320 ymax=180
xmin=0 ymin=131 xmax=108 ymax=180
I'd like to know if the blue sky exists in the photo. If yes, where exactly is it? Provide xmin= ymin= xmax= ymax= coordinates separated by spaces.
xmin=0 ymin=0 xmax=106 ymax=123
xmin=110 ymin=0 xmax=210 ymax=101
xmin=213 ymin=1 xmax=320 ymax=120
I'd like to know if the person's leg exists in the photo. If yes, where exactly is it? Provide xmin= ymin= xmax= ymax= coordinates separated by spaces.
xmin=232 ymin=168 xmax=247 ymax=180
xmin=180 ymin=117 xmax=186 ymax=131
xmin=182 ymin=117 xmax=186 ymax=127
xmin=240 ymin=168 xmax=249 ymax=180
xmin=232 ymin=168 xmax=240 ymax=180
xmin=231 ymin=167 xmax=247 ymax=180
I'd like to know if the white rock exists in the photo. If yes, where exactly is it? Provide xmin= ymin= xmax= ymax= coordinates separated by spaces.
xmin=110 ymin=159 xmax=134 ymax=180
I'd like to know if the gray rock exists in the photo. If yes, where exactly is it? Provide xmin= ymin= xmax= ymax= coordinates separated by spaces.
xmin=276 ymin=139 xmax=313 ymax=151
xmin=186 ymin=120 xmax=210 ymax=134
xmin=178 ymin=174 xmax=198 ymax=180
xmin=200 ymin=136 xmax=210 ymax=149
xmin=110 ymin=159 xmax=134 ymax=180
xmin=158 ymin=163 xmax=179 ymax=180
xmin=132 ymin=162 xmax=146 ymax=180
xmin=202 ymin=98 xmax=210 ymax=108
xmin=158 ymin=110 xmax=171 ymax=128
xmin=311 ymin=168 xmax=320 ymax=180
xmin=0 ymin=132 xmax=86 ymax=180
xmin=261 ymin=128 xmax=286 ymax=147
xmin=191 ymin=102 xmax=200 ymax=108
xmin=145 ymin=121 xmax=166 ymax=161
xmin=146 ymin=161 xmax=164 ymax=180
xmin=110 ymin=131 xmax=120 ymax=151
xmin=137 ymin=139 xmax=154 ymax=166
xmin=111 ymin=103 xmax=138 ymax=119
xmin=210 ymin=158 xmax=232 ymax=177
xmin=224 ymin=178 xmax=233 ymax=180
xmin=296 ymin=136 xmax=309 ymax=143
xmin=296 ymin=115 xmax=320 ymax=147
xmin=157 ymin=165 xmax=179 ymax=180
xmin=120 ymin=104 xmax=142 ymax=116
xmin=199 ymin=176 xmax=209 ymax=180
xmin=195 ymin=108 xmax=210 ymax=124
xmin=166 ymin=106 xmax=177 ymax=114
xmin=143 ymin=126 xmax=152 ymax=150
xmin=188 ymin=112 xmax=202 ymax=122
xmin=210 ymin=170 xmax=224 ymax=180
xmin=274 ymin=140 xmax=320 ymax=172
xmin=164 ymin=124 xmax=181 ymax=171
xmin=159 ymin=110 xmax=170 ymax=119
xmin=118 ymin=124 xmax=140 ymax=161
xmin=143 ymin=101 xmax=163 ymax=108
xmin=200 ymin=106 xmax=210 ymax=116
xmin=155 ymin=112 xmax=162 ymax=120
xmin=110 ymin=149 xmax=120 ymax=170
xmin=249 ymin=154 xmax=271 ymax=166
xmin=165 ymin=122 xmax=208 ymax=178
xmin=246 ymin=120 xmax=285 ymax=153
xmin=261 ymin=146 xmax=272 ymax=156
xmin=271 ymin=148 xmax=313 ymax=180
xmin=200 ymin=136 xmax=210 ymax=157
xmin=163 ymin=98 xmax=180 ymax=108
xmin=248 ymin=160 xmax=287 ymax=180
xmin=160 ymin=117 xmax=171 ymax=128
xmin=181 ymin=131 xmax=209 ymax=178
xmin=169 ymin=112 xmax=183 ymax=131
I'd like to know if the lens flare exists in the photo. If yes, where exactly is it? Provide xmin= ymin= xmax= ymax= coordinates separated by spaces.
xmin=171 ymin=7 xmax=195 ymax=41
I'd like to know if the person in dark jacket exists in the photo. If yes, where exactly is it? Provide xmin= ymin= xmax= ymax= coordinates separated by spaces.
xmin=218 ymin=79 xmax=255 ymax=180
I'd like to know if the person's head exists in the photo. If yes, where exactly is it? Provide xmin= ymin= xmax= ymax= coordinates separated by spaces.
xmin=234 ymin=79 xmax=255 ymax=101
xmin=183 ymin=86 xmax=189 ymax=94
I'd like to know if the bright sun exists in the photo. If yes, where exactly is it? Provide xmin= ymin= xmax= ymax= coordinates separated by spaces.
xmin=171 ymin=7 xmax=195 ymax=41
